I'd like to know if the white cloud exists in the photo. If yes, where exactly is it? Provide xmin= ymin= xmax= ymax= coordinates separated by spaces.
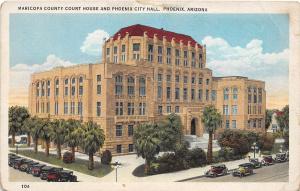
xmin=9 ymin=55 xmax=76 ymax=106
xmin=80 ymin=29 xmax=110 ymax=56
xmin=202 ymin=36 xmax=289 ymax=109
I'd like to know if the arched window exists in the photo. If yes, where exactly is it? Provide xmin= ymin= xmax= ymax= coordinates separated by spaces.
xmin=115 ymin=75 xmax=123 ymax=95
xmin=36 ymin=82 xmax=40 ymax=96
xmin=139 ymin=77 xmax=146 ymax=96
xmin=127 ymin=76 xmax=135 ymax=96
xmin=71 ymin=77 xmax=76 ymax=96
xmin=223 ymin=88 xmax=229 ymax=100
xmin=64 ymin=78 xmax=69 ymax=96
xmin=47 ymin=80 xmax=50 ymax=97
xmin=79 ymin=76 xmax=83 ymax=95
xmin=41 ymin=81 xmax=45 ymax=96
xmin=233 ymin=88 xmax=238 ymax=100
xmin=79 ymin=76 xmax=83 ymax=83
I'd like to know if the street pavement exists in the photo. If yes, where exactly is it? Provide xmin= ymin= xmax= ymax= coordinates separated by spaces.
xmin=9 ymin=167 xmax=45 ymax=182
xmin=180 ymin=162 xmax=289 ymax=182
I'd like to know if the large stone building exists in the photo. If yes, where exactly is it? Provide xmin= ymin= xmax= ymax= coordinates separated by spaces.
xmin=28 ymin=24 xmax=266 ymax=155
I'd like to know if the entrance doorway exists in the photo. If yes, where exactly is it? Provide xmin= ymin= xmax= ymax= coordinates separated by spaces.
xmin=191 ymin=118 xmax=197 ymax=135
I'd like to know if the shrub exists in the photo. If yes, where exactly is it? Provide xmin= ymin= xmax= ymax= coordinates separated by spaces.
xmin=283 ymin=132 xmax=289 ymax=149
xmin=186 ymin=148 xmax=207 ymax=167
xmin=261 ymin=133 xmax=275 ymax=151
xmin=218 ymin=147 xmax=234 ymax=161
xmin=101 ymin=150 xmax=112 ymax=165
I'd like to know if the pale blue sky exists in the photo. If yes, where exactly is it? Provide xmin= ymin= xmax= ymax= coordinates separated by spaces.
xmin=10 ymin=14 xmax=289 ymax=66
xmin=9 ymin=13 xmax=289 ymax=109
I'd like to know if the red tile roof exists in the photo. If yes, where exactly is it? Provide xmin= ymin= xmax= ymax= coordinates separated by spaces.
xmin=111 ymin=24 xmax=202 ymax=48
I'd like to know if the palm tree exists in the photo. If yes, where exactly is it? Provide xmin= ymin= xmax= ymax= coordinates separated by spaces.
xmin=50 ymin=119 xmax=67 ymax=159
xmin=30 ymin=117 xmax=43 ymax=153
xmin=9 ymin=106 xmax=30 ymax=146
xmin=65 ymin=119 xmax=83 ymax=161
xmin=39 ymin=118 xmax=52 ymax=156
xmin=133 ymin=123 xmax=161 ymax=175
xmin=23 ymin=117 xmax=35 ymax=147
xmin=82 ymin=121 xmax=105 ymax=170
xmin=201 ymin=105 xmax=222 ymax=164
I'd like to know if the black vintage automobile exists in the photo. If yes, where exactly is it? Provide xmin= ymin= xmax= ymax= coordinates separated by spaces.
xmin=19 ymin=159 xmax=34 ymax=171
xmin=47 ymin=170 xmax=78 ymax=182
xmin=25 ymin=161 xmax=40 ymax=174
xmin=274 ymin=152 xmax=288 ymax=163
xmin=31 ymin=164 xmax=46 ymax=176
xmin=13 ymin=158 xmax=27 ymax=169
xmin=232 ymin=163 xmax=254 ymax=177
xmin=8 ymin=154 xmax=21 ymax=167
xmin=40 ymin=166 xmax=63 ymax=180
xmin=249 ymin=158 xmax=262 ymax=168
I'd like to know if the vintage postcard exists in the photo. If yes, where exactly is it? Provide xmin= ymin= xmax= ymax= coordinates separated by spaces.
xmin=1 ymin=1 xmax=300 ymax=191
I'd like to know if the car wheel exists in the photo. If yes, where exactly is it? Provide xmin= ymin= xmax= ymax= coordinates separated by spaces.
xmin=213 ymin=173 xmax=217 ymax=178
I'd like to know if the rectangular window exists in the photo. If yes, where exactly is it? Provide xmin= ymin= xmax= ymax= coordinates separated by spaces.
xmin=191 ymin=89 xmax=195 ymax=100
xmin=167 ymin=105 xmax=172 ymax=113
xmin=211 ymin=90 xmax=216 ymax=101
xmin=157 ymin=74 xmax=162 ymax=82
xmin=175 ymin=75 xmax=180 ymax=83
xmin=183 ymin=51 xmax=188 ymax=67
xmin=128 ymin=144 xmax=134 ymax=152
xmin=71 ymin=102 xmax=75 ymax=114
xmin=233 ymin=88 xmax=238 ymax=100
xmin=199 ymin=53 xmax=203 ymax=68
xmin=248 ymin=94 xmax=252 ymax=103
xmin=166 ymin=87 xmax=171 ymax=100
xmin=206 ymin=90 xmax=209 ymax=101
xmin=113 ymin=46 xmax=118 ymax=63
xmin=55 ymin=101 xmax=59 ymax=115
xmin=97 ymin=75 xmax=101 ymax=82
xmin=121 ymin=45 xmax=126 ymax=62
xmin=158 ymin=105 xmax=163 ymax=114
xmin=78 ymin=101 xmax=82 ymax=116
xmin=115 ymin=102 xmax=123 ymax=115
xmin=224 ymin=88 xmax=229 ymax=100
xmin=96 ymin=102 xmax=101 ymax=116
xmin=116 ymin=125 xmax=122 ymax=137
xmin=198 ymin=89 xmax=203 ymax=101
xmin=223 ymin=105 xmax=229 ymax=115
xmin=127 ymin=102 xmax=134 ymax=115
xmin=175 ymin=106 xmax=180 ymax=113
xmin=116 ymin=145 xmax=122 ymax=153
xmin=206 ymin=79 xmax=210 ymax=85
xmin=157 ymin=46 xmax=162 ymax=63
xmin=97 ymin=85 xmax=101 ymax=95
xmin=167 ymin=74 xmax=171 ymax=82
xmin=148 ymin=44 xmax=153 ymax=62
xmin=139 ymin=103 xmax=146 ymax=115
xmin=115 ymin=85 xmax=123 ymax=95
xmin=232 ymin=105 xmax=238 ymax=115
xmin=191 ymin=52 xmax=195 ymax=67
xmin=79 ymin=85 xmax=83 ymax=96
xmin=175 ymin=49 xmax=180 ymax=66
xmin=232 ymin=120 xmax=237 ymax=128
xmin=157 ymin=86 xmax=162 ymax=99
xmin=184 ymin=76 xmax=188 ymax=83
xmin=128 ymin=125 xmax=134 ymax=137
xmin=226 ymin=120 xmax=230 ymax=129
xmin=175 ymin=88 xmax=180 ymax=100
xmin=128 ymin=86 xmax=134 ymax=96
xmin=71 ymin=86 xmax=75 ymax=96
xmin=183 ymin=88 xmax=188 ymax=100
xmin=198 ymin=78 xmax=203 ymax=85
xmin=132 ymin=43 xmax=140 ymax=60
xmin=191 ymin=77 xmax=195 ymax=84
xmin=253 ymin=120 xmax=257 ymax=128
xmin=64 ymin=102 xmax=68 ymax=114
xmin=166 ymin=47 xmax=171 ymax=64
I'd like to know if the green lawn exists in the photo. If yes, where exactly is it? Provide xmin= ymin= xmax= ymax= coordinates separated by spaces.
xmin=11 ymin=150 xmax=113 ymax=177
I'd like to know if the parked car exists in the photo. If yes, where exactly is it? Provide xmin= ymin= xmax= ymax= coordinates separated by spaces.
xmin=63 ymin=152 xmax=73 ymax=163
xmin=232 ymin=163 xmax=254 ymax=177
xmin=205 ymin=164 xmax=228 ymax=177
xmin=31 ymin=164 xmax=46 ymax=176
xmin=274 ymin=153 xmax=288 ymax=163
xmin=46 ymin=170 xmax=77 ymax=182
xmin=261 ymin=155 xmax=274 ymax=166
xmin=13 ymin=158 xmax=26 ymax=169
xmin=19 ymin=159 xmax=34 ymax=172
xmin=59 ymin=170 xmax=77 ymax=182
xmin=40 ymin=166 xmax=63 ymax=180
xmin=249 ymin=158 xmax=262 ymax=168
xmin=8 ymin=155 xmax=20 ymax=167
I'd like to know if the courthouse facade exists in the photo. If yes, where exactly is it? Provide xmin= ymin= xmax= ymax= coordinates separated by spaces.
xmin=28 ymin=24 xmax=266 ymax=155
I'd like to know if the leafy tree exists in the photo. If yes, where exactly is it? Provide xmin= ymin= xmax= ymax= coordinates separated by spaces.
xmin=201 ymin=105 xmax=222 ymax=163
xmin=65 ymin=119 xmax=84 ymax=161
xmin=50 ymin=119 xmax=67 ymax=159
xmin=39 ymin=118 xmax=52 ymax=156
xmin=9 ymin=106 xmax=30 ymax=146
xmin=159 ymin=113 xmax=183 ymax=151
xmin=265 ymin=109 xmax=274 ymax=130
xmin=275 ymin=105 xmax=289 ymax=132
xmin=82 ymin=121 xmax=105 ymax=170
xmin=30 ymin=117 xmax=43 ymax=153
xmin=283 ymin=132 xmax=289 ymax=149
xmin=133 ymin=123 xmax=161 ymax=175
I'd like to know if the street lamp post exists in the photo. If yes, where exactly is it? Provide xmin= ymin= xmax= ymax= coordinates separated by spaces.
xmin=252 ymin=142 xmax=257 ymax=158
xmin=112 ymin=161 xmax=121 ymax=182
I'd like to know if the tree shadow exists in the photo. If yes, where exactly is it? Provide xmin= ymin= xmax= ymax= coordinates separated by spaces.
xmin=132 ymin=164 xmax=146 ymax=177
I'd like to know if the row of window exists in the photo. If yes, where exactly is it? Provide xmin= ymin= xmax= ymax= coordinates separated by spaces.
xmin=116 ymin=144 xmax=134 ymax=153
xmin=158 ymin=105 xmax=180 ymax=114
xmin=248 ymin=104 xmax=263 ymax=115
xmin=157 ymin=73 xmax=210 ymax=85
xmin=223 ymin=105 xmax=238 ymax=115
xmin=106 ymin=43 xmax=204 ymax=68
xmin=223 ymin=88 xmax=238 ymax=100
xmin=115 ymin=75 xmax=146 ymax=96
xmin=115 ymin=102 xmax=146 ymax=116
xmin=157 ymin=87 xmax=215 ymax=102
xmin=248 ymin=94 xmax=263 ymax=103
xmin=115 ymin=124 xmax=134 ymax=137
xmin=224 ymin=120 xmax=237 ymax=129
xmin=35 ymin=102 xmax=50 ymax=113
xmin=248 ymin=119 xmax=263 ymax=128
